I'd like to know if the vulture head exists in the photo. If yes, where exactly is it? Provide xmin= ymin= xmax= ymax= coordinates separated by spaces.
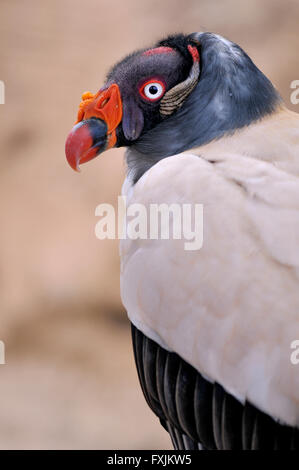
xmin=65 ymin=32 xmax=281 ymax=182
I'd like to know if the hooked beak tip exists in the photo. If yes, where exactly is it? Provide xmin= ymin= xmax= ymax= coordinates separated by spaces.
xmin=65 ymin=119 xmax=108 ymax=171
xmin=70 ymin=161 xmax=81 ymax=173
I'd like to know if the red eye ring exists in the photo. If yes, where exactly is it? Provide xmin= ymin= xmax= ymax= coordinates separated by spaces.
xmin=139 ymin=79 xmax=166 ymax=102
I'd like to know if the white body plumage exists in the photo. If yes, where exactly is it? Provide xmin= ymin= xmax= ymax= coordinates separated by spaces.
xmin=120 ymin=107 xmax=299 ymax=427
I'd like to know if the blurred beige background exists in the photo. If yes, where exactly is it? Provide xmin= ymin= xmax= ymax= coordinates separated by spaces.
xmin=0 ymin=0 xmax=298 ymax=449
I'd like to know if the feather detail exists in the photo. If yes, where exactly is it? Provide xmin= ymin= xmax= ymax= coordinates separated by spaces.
xmin=160 ymin=47 xmax=200 ymax=117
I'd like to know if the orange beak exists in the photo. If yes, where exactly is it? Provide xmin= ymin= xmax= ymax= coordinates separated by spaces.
xmin=65 ymin=83 xmax=123 ymax=171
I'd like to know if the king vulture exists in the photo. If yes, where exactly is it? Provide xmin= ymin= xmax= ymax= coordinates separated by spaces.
xmin=65 ymin=32 xmax=299 ymax=450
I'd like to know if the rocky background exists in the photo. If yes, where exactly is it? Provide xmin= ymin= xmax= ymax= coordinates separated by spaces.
xmin=0 ymin=0 xmax=298 ymax=449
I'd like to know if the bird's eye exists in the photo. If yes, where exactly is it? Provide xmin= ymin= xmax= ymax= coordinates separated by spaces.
xmin=140 ymin=80 xmax=165 ymax=101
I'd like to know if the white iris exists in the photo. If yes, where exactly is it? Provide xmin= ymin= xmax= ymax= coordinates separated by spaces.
xmin=143 ymin=82 xmax=164 ymax=100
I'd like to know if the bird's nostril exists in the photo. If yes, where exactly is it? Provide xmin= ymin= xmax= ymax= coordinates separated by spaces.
xmin=98 ymin=97 xmax=109 ymax=109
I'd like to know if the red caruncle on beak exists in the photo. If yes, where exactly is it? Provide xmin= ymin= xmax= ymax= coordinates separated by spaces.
xmin=65 ymin=84 xmax=123 ymax=171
